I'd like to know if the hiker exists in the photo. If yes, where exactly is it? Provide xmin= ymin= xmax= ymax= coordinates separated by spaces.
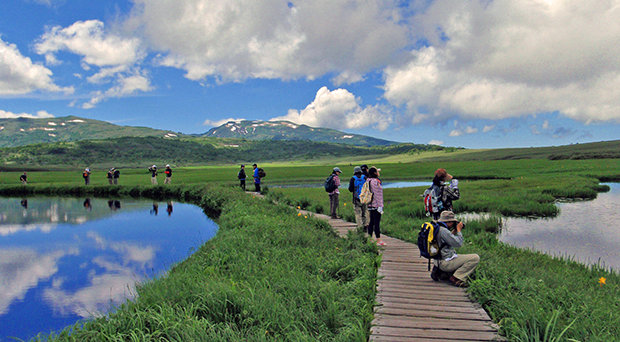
xmin=83 ymin=168 xmax=91 ymax=185
xmin=367 ymin=166 xmax=386 ymax=246
xmin=430 ymin=168 xmax=460 ymax=220
xmin=107 ymin=168 xmax=114 ymax=184
xmin=166 ymin=201 xmax=173 ymax=216
xmin=431 ymin=211 xmax=479 ymax=287
xmin=328 ymin=167 xmax=342 ymax=219
xmin=238 ymin=164 xmax=246 ymax=191
xmin=19 ymin=172 xmax=27 ymax=185
xmin=164 ymin=165 xmax=172 ymax=184
xmin=252 ymin=164 xmax=261 ymax=192
xmin=151 ymin=202 xmax=159 ymax=215
xmin=83 ymin=198 xmax=91 ymax=211
xmin=360 ymin=164 xmax=369 ymax=178
xmin=149 ymin=165 xmax=158 ymax=185
xmin=348 ymin=166 xmax=368 ymax=228
xmin=113 ymin=168 xmax=120 ymax=184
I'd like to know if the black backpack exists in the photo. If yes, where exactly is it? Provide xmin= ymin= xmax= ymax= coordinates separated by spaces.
xmin=418 ymin=221 xmax=443 ymax=270
xmin=324 ymin=174 xmax=337 ymax=192
xmin=257 ymin=168 xmax=266 ymax=178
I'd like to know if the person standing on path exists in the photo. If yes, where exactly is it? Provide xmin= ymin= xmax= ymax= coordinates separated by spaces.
xmin=430 ymin=168 xmax=460 ymax=220
xmin=107 ymin=168 xmax=114 ymax=185
xmin=238 ymin=164 xmax=246 ymax=190
xmin=430 ymin=210 xmax=479 ymax=287
xmin=164 ymin=165 xmax=172 ymax=184
xmin=367 ymin=166 xmax=385 ymax=246
xmin=252 ymin=164 xmax=261 ymax=193
xmin=19 ymin=172 xmax=27 ymax=185
xmin=328 ymin=167 xmax=342 ymax=219
xmin=149 ymin=165 xmax=158 ymax=185
xmin=83 ymin=168 xmax=91 ymax=185
xmin=348 ymin=166 xmax=368 ymax=228
xmin=113 ymin=168 xmax=120 ymax=184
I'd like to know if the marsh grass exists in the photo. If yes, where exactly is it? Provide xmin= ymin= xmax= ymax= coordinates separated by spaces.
xmin=8 ymin=184 xmax=377 ymax=342
xmin=269 ymin=166 xmax=620 ymax=341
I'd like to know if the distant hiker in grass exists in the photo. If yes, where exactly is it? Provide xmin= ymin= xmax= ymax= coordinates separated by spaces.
xmin=107 ymin=168 xmax=114 ymax=185
xmin=113 ymin=168 xmax=120 ymax=184
xmin=367 ymin=166 xmax=385 ymax=246
xmin=164 ymin=165 xmax=172 ymax=184
xmin=238 ymin=164 xmax=246 ymax=191
xmin=430 ymin=211 xmax=479 ymax=287
xmin=348 ymin=166 xmax=368 ymax=228
xmin=252 ymin=164 xmax=261 ymax=192
xmin=19 ymin=172 xmax=27 ymax=185
xmin=328 ymin=167 xmax=342 ymax=219
xmin=83 ymin=168 xmax=91 ymax=185
xmin=431 ymin=168 xmax=460 ymax=220
xmin=149 ymin=165 xmax=158 ymax=185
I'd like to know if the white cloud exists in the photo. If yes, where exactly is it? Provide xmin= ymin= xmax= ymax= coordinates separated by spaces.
xmin=273 ymin=86 xmax=392 ymax=131
xmin=35 ymin=20 xmax=150 ymax=108
xmin=203 ymin=118 xmax=245 ymax=127
xmin=0 ymin=110 xmax=55 ymax=119
xmin=129 ymin=0 xmax=408 ymax=83
xmin=383 ymin=0 xmax=620 ymax=125
xmin=482 ymin=125 xmax=495 ymax=133
xmin=428 ymin=140 xmax=443 ymax=145
xmin=35 ymin=20 xmax=143 ymax=68
xmin=0 ymin=38 xmax=73 ymax=95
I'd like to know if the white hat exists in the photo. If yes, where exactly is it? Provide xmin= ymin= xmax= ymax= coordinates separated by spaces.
xmin=166 ymin=164 xmax=170 ymax=167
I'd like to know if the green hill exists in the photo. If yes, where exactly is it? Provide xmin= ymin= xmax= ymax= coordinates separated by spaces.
xmin=0 ymin=136 xmax=444 ymax=168
xmin=203 ymin=120 xmax=398 ymax=146
xmin=0 ymin=116 xmax=181 ymax=147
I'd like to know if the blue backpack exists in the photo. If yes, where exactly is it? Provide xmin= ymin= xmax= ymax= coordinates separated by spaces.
xmin=353 ymin=175 xmax=366 ymax=199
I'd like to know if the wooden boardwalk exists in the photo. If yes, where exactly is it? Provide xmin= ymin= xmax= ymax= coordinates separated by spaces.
xmin=301 ymin=210 xmax=502 ymax=342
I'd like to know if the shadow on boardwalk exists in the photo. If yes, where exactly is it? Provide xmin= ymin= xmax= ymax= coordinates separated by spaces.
xmin=300 ymin=209 xmax=503 ymax=342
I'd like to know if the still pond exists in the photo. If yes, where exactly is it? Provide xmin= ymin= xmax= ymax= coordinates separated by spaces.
xmin=0 ymin=197 xmax=218 ymax=342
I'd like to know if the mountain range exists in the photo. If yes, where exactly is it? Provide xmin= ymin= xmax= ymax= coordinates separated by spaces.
xmin=201 ymin=120 xmax=397 ymax=146
xmin=0 ymin=116 xmax=398 ymax=148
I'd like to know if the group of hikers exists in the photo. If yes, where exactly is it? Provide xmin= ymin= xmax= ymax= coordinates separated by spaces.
xmin=237 ymin=164 xmax=265 ymax=192
xmin=75 ymin=165 xmax=173 ymax=185
xmin=328 ymin=165 xmax=479 ymax=287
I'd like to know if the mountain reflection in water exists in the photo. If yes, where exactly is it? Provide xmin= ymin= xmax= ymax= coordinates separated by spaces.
xmin=0 ymin=197 xmax=217 ymax=342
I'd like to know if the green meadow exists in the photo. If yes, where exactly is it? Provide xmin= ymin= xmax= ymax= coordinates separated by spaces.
xmin=3 ymin=153 xmax=620 ymax=341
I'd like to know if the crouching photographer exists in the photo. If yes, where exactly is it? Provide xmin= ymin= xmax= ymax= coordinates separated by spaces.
xmin=431 ymin=211 xmax=480 ymax=287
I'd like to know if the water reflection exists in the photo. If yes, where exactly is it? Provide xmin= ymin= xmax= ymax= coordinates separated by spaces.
xmin=499 ymin=183 xmax=620 ymax=271
xmin=0 ymin=197 xmax=217 ymax=342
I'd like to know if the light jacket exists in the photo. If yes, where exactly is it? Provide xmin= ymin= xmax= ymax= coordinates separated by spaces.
xmin=328 ymin=174 xmax=340 ymax=195
xmin=367 ymin=177 xmax=383 ymax=208
xmin=436 ymin=221 xmax=464 ymax=261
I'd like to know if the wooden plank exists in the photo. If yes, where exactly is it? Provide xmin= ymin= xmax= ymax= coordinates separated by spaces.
xmin=371 ymin=326 xmax=500 ymax=341
xmin=308 ymin=214 xmax=501 ymax=342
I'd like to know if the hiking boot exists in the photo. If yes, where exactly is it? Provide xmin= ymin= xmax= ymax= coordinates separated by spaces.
xmin=449 ymin=275 xmax=468 ymax=288
xmin=430 ymin=266 xmax=443 ymax=281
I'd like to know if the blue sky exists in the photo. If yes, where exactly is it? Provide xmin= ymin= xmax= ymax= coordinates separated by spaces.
xmin=1 ymin=0 xmax=619 ymax=149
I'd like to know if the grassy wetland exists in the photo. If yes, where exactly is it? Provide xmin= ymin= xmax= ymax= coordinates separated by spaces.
xmin=2 ymin=142 xmax=620 ymax=341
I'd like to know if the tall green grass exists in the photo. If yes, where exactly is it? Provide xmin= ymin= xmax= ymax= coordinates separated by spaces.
xmin=269 ymin=173 xmax=620 ymax=341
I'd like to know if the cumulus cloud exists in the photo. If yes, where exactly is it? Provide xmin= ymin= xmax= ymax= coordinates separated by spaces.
xmin=428 ymin=140 xmax=443 ymax=146
xmin=0 ymin=38 xmax=73 ymax=95
xmin=273 ymin=86 xmax=392 ymax=130
xmin=35 ymin=20 xmax=149 ymax=108
xmin=482 ymin=125 xmax=495 ymax=133
xmin=0 ymin=110 xmax=54 ymax=119
xmin=129 ymin=0 xmax=408 ymax=83
xmin=35 ymin=20 xmax=143 ymax=67
xmin=383 ymin=0 xmax=620 ymax=125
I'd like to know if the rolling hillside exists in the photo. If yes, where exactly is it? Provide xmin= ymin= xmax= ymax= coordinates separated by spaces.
xmin=0 ymin=116 xmax=181 ymax=147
